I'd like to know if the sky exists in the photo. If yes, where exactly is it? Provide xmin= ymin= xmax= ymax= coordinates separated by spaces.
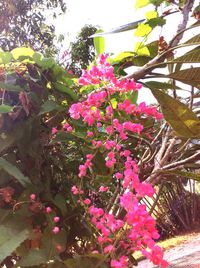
xmin=53 ymin=0 xmax=199 ymax=103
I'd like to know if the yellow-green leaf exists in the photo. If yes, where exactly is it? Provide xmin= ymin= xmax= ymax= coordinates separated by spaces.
xmin=11 ymin=47 xmax=34 ymax=60
xmin=167 ymin=67 xmax=200 ymax=88
xmin=151 ymin=89 xmax=200 ymax=138
xmin=135 ymin=23 xmax=152 ymax=37
xmin=0 ymin=157 xmax=30 ymax=186
xmin=145 ymin=10 xmax=158 ymax=20
xmin=135 ymin=42 xmax=150 ymax=56
xmin=0 ymin=105 xmax=13 ymax=113
xmin=93 ymin=30 xmax=105 ymax=56
xmin=135 ymin=0 xmax=150 ymax=8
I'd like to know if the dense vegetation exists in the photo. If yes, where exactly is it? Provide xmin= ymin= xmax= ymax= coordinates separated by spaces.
xmin=0 ymin=0 xmax=200 ymax=267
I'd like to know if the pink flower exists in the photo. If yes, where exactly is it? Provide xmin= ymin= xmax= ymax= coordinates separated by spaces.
xmin=30 ymin=194 xmax=36 ymax=201
xmin=51 ymin=127 xmax=57 ymax=135
xmin=46 ymin=207 xmax=52 ymax=214
xmin=107 ymin=151 xmax=115 ymax=158
xmin=71 ymin=185 xmax=79 ymax=195
xmin=52 ymin=226 xmax=60 ymax=234
xmin=111 ymin=256 xmax=128 ymax=268
xmin=84 ymin=199 xmax=91 ymax=205
xmin=87 ymin=131 xmax=94 ymax=137
xmin=115 ymin=172 xmax=123 ymax=179
xmin=106 ymin=159 xmax=115 ymax=168
xmin=66 ymin=126 xmax=73 ymax=132
xmin=104 ymin=245 xmax=114 ymax=253
xmin=99 ymin=186 xmax=109 ymax=192
xmin=53 ymin=216 xmax=60 ymax=223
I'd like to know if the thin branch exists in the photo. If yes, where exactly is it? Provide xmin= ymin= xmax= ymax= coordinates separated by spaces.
xmin=162 ymin=151 xmax=200 ymax=170
xmin=123 ymin=0 xmax=195 ymax=81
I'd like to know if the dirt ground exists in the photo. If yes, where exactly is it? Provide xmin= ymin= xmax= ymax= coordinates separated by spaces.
xmin=135 ymin=233 xmax=200 ymax=268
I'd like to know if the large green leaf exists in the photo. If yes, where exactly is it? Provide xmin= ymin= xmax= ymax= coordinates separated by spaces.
xmin=53 ymin=82 xmax=78 ymax=101
xmin=135 ymin=40 xmax=158 ymax=57
xmin=151 ymin=89 xmax=200 ymax=138
xmin=0 ymin=157 xmax=30 ymax=186
xmin=11 ymin=47 xmax=34 ymax=60
xmin=145 ymin=81 xmax=180 ymax=90
xmin=64 ymin=254 xmax=108 ymax=268
xmin=162 ymin=170 xmax=200 ymax=181
xmin=39 ymin=100 xmax=63 ymax=115
xmin=93 ymin=30 xmax=105 ymax=56
xmin=135 ymin=23 xmax=152 ymax=37
xmin=0 ymin=228 xmax=30 ymax=263
xmin=172 ymin=47 xmax=200 ymax=63
xmin=184 ymin=34 xmax=200 ymax=45
xmin=112 ymin=52 xmax=135 ymax=64
xmin=17 ymin=228 xmax=67 ymax=267
xmin=135 ymin=0 xmax=150 ymax=8
xmin=0 ymin=104 xmax=13 ymax=113
xmin=90 ymin=20 xmax=145 ymax=37
xmin=0 ymin=51 xmax=13 ymax=64
xmin=0 ymin=82 xmax=23 ymax=92
xmin=167 ymin=68 xmax=200 ymax=88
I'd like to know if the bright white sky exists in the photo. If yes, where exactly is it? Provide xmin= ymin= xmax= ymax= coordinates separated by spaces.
xmin=54 ymin=0 xmax=157 ymax=53
xmin=53 ymin=0 xmax=199 ymax=103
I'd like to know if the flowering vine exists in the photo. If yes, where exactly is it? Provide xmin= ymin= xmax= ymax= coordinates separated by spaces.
xmin=63 ymin=54 xmax=167 ymax=267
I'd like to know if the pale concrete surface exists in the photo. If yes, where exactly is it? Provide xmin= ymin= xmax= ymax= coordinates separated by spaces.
xmin=135 ymin=234 xmax=200 ymax=268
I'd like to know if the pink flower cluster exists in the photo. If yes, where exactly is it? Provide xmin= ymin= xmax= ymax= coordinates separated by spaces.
xmin=68 ymin=54 xmax=167 ymax=267
xmin=118 ymin=100 xmax=163 ymax=120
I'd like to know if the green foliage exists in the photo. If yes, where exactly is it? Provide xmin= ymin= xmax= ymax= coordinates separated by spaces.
xmin=93 ymin=30 xmax=105 ymax=56
xmin=151 ymin=89 xmax=200 ymax=138
xmin=0 ymin=0 xmax=66 ymax=54
xmin=0 ymin=105 xmax=13 ymax=113
xmin=135 ymin=23 xmax=152 ymax=37
xmin=0 ymin=157 xmax=31 ymax=186
xmin=167 ymin=67 xmax=200 ymax=88
xmin=0 ymin=48 xmax=93 ymax=267
xmin=64 ymin=255 xmax=108 ymax=268
xmin=135 ymin=0 xmax=150 ymax=8
xmin=65 ymin=25 xmax=98 ymax=76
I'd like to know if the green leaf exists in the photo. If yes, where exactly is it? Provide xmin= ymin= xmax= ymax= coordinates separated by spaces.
xmin=64 ymin=255 xmax=108 ymax=268
xmin=18 ymin=228 xmax=67 ymax=267
xmin=145 ymin=81 xmax=180 ymax=90
xmin=0 ymin=227 xmax=30 ymax=263
xmin=110 ymin=98 xmax=118 ymax=109
xmin=32 ymin=52 xmax=44 ymax=65
xmin=151 ymin=89 xmax=200 ymax=138
xmin=90 ymin=20 xmax=145 ymax=37
xmin=172 ymin=47 xmax=200 ymax=63
xmin=0 ymin=105 xmax=13 ymax=113
xmin=145 ymin=11 xmax=158 ymax=20
xmin=0 ymin=82 xmax=23 ymax=92
xmin=135 ymin=41 xmax=158 ymax=57
xmin=184 ymin=33 xmax=200 ymax=45
xmin=52 ymin=132 xmax=76 ymax=143
xmin=162 ymin=170 xmax=200 ymax=181
xmin=11 ymin=47 xmax=34 ymax=60
xmin=167 ymin=67 xmax=200 ymax=88
xmin=147 ymin=17 xmax=166 ymax=28
xmin=93 ymin=30 xmax=105 ymax=56
xmin=112 ymin=52 xmax=135 ymax=64
xmin=53 ymin=82 xmax=78 ymax=101
xmin=0 ymin=51 xmax=12 ymax=64
xmin=40 ymin=57 xmax=55 ymax=69
xmin=135 ymin=0 xmax=150 ymax=8
xmin=135 ymin=42 xmax=150 ymax=56
xmin=53 ymin=194 xmax=67 ymax=216
xmin=126 ymin=90 xmax=138 ymax=104
xmin=39 ymin=100 xmax=62 ymax=115
xmin=135 ymin=23 xmax=152 ymax=37
xmin=0 ymin=157 xmax=30 ymax=186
